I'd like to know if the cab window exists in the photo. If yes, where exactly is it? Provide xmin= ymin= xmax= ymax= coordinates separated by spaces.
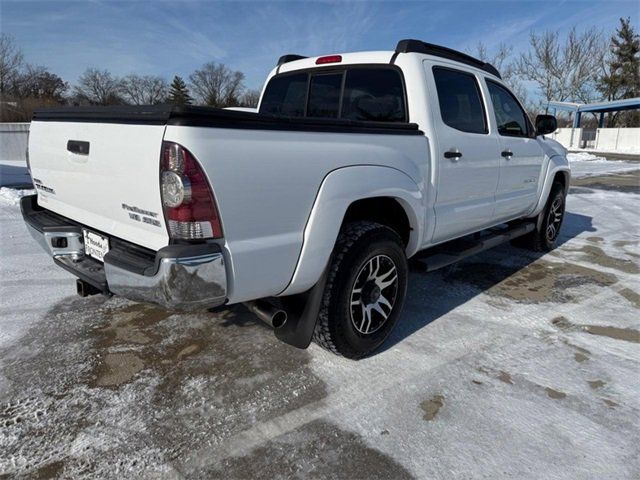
xmin=432 ymin=66 xmax=487 ymax=134
xmin=259 ymin=67 xmax=407 ymax=122
xmin=307 ymin=73 xmax=343 ymax=118
xmin=341 ymin=68 xmax=406 ymax=122
xmin=259 ymin=72 xmax=307 ymax=117
xmin=486 ymin=80 xmax=531 ymax=137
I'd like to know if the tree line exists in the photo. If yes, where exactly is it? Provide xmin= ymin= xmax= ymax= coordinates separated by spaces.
xmin=1 ymin=17 xmax=638 ymax=125
xmin=0 ymin=37 xmax=261 ymax=121
xmin=473 ymin=17 xmax=639 ymax=127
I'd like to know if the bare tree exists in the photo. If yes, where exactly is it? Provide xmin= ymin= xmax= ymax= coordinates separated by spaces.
xmin=474 ymin=42 xmax=529 ymax=100
xmin=121 ymin=74 xmax=168 ymax=105
xmin=238 ymin=89 xmax=261 ymax=108
xmin=517 ymin=27 xmax=608 ymax=105
xmin=14 ymin=65 xmax=68 ymax=101
xmin=475 ymin=42 xmax=514 ymax=79
xmin=189 ymin=62 xmax=245 ymax=107
xmin=73 ymin=68 xmax=123 ymax=105
xmin=0 ymin=34 xmax=24 ymax=94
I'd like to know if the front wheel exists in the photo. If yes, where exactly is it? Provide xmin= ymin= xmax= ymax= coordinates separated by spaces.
xmin=313 ymin=221 xmax=408 ymax=359
xmin=515 ymin=182 xmax=566 ymax=252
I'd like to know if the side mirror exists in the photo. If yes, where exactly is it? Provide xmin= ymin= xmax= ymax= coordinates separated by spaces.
xmin=535 ymin=114 xmax=557 ymax=136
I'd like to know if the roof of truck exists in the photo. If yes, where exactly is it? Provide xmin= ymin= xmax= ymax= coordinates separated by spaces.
xmin=275 ymin=51 xmax=396 ymax=74
xmin=274 ymin=39 xmax=502 ymax=79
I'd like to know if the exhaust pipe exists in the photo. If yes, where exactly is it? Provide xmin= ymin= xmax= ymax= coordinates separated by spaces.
xmin=244 ymin=300 xmax=287 ymax=329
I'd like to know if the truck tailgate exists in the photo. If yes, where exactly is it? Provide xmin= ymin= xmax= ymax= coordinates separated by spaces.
xmin=28 ymin=120 xmax=169 ymax=251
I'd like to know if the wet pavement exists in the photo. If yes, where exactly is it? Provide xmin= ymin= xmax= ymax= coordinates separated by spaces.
xmin=1 ymin=171 xmax=639 ymax=479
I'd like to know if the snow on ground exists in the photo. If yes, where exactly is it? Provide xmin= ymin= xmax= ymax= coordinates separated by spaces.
xmin=0 ymin=187 xmax=35 ymax=207
xmin=0 ymin=161 xmax=638 ymax=479
xmin=568 ymin=152 xmax=610 ymax=162
xmin=572 ymin=146 xmax=640 ymax=155
xmin=567 ymin=152 xmax=639 ymax=178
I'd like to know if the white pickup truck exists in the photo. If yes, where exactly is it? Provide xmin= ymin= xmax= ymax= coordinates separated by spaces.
xmin=22 ymin=40 xmax=569 ymax=358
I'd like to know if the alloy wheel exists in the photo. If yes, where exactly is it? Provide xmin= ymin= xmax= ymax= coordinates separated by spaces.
xmin=349 ymin=254 xmax=399 ymax=335
xmin=546 ymin=196 xmax=564 ymax=242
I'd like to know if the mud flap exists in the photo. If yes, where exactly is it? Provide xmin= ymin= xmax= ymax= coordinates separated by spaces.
xmin=275 ymin=261 xmax=331 ymax=349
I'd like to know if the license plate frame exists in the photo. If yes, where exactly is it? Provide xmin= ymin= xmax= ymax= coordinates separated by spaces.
xmin=82 ymin=229 xmax=110 ymax=263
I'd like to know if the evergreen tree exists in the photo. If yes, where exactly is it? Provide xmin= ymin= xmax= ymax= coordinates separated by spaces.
xmin=597 ymin=18 xmax=640 ymax=126
xmin=167 ymin=75 xmax=192 ymax=106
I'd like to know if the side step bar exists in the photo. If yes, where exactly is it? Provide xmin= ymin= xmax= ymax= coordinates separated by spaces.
xmin=415 ymin=222 xmax=535 ymax=272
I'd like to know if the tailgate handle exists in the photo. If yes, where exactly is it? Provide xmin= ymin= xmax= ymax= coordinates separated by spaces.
xmin=67 ymin=140 xmax=90 ymax=155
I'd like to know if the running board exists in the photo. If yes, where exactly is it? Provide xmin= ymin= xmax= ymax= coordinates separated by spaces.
xmin=415 ymin=222 xmax=535 ymax=272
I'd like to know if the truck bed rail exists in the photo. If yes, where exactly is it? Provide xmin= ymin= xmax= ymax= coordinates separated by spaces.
xmin=32 ymin=105 xmax=423 ymax=135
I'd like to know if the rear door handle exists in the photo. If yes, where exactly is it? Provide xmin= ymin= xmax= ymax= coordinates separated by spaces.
xmin=501 ymin=150 xmax=513 ymax=158
xmin=444 ymin=149 xmax=462 ymax=160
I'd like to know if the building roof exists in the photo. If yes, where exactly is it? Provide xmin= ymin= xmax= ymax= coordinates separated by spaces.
xmin=548 ymin=98 xmax=640 ymax=114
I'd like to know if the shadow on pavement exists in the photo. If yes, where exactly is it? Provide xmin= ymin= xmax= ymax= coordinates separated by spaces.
xmin=0 ymin=163 xmax=32 ymax=188
xmin=381 ymin=211 xmax=595 ymax=353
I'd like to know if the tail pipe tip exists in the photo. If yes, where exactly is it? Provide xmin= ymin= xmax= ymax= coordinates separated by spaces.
xmin=244 ymin=300 xmax=287 ymax=329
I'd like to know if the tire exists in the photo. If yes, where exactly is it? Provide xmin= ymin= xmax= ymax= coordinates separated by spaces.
xmin=313 ymin=221 xmax=408 ymax=359
xmin=515 ymin=182 xmax=566 ymax=252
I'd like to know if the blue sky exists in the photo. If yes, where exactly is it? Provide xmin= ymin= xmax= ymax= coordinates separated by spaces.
xmin=2 ymin=0 xmax=638 ymax=92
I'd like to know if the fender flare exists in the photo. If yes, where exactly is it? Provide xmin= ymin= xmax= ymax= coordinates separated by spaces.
xmin=530 ymin=154 xmax=570 ymax=217
xmin=278 ymin=165 xmax=424 ymax=297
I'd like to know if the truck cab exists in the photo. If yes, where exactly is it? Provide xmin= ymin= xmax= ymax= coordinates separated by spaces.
xmin=260 ymin=41 xmax=561 ymax=248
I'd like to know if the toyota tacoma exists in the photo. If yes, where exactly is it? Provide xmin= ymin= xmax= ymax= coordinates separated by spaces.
xmin=22 ymin=40 xmax=569 ymax=358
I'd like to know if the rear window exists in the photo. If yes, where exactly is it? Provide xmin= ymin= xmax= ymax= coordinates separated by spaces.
xmin=432 ymin=66 xmax=487 ymax=134
xmin=342 ymin=69 xmax=406 ymax=122
xmin=259 ymin=72 xmax=307 ymax=117
xmin=259 ymin=67 xmax=407 ymax=122
xmin=308 ymin=73 xmax=343 ymax=118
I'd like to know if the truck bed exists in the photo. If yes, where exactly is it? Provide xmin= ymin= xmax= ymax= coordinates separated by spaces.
xmin=29 ymin=104 xmax=428 ymax=303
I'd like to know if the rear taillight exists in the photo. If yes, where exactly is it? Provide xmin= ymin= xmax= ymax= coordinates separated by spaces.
xmin=160 ymin=141 xmax=222 ymax=240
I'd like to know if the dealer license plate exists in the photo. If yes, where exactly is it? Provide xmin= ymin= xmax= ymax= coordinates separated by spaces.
xmin=83 ymin=229 xmax=110 ymax=262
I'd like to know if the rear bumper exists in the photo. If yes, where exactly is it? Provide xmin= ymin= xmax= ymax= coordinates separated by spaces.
xmin=21 ymin=195 xmax=227 ymax=310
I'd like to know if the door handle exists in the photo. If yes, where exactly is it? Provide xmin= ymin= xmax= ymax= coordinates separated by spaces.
xmin=67 ymin=140 xmax=90 ymax=155
xmin=444 ymin=149 xmax=462 ymax=160
xmin=501 ymin=150 xmax=513 ymax=159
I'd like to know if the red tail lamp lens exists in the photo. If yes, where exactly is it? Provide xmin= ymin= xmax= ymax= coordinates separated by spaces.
xmin=160 ymin=142 xmax=222 ymax=239
xmin=316 ymin=55 xmax=342 ymax=65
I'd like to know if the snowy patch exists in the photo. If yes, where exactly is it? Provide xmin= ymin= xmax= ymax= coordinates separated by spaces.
xmin=0 ymin=187 xmax=35 ymax=206
xmin=581 ymin=146 xmax=640 ymax=155
xmin=567 ymin=152 xmax=609 ymax=163
xmin=567 ymin=153 xmax=638 ymax=178
xmin=0 ymin=154 xmax=639 ymax=478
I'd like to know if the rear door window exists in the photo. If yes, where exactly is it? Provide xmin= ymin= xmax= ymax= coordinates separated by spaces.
xmin=259 ymin=72 xmax=307 ymax=117
xmin=432 ymin=67 xmax=487 ymax=134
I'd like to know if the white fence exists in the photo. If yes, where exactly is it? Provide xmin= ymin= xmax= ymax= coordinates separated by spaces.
xmin=547 ymin=127 xmax=640 ymax=153
xmin=0 ymin=123 xmax=30 ymax=162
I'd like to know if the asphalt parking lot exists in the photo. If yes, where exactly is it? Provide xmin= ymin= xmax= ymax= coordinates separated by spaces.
xmin=1 ymin=167 xmax=639 ymax=479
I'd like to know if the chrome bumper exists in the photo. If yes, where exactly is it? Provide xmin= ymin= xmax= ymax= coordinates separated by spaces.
xmin=22 ymin=195 xmax=227 ymax=310
xmin=105 ymin=250 xmax=226 ymax=310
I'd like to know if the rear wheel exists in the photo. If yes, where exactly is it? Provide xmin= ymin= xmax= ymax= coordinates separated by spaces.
xmin=515 ymin=182 xmax=566 ymax=252
xmin=313 ymin=221 xmax=408 ymax=359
